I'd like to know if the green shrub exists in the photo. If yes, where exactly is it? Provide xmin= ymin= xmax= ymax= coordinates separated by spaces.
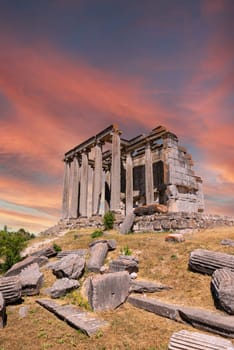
xmin=53 ymin=243 xmax=62 ymax=253
xmin=0 ymin=230 xmax=27 ymax=272
xmin=91 ymin=230 xmax=103 ymax=239
xmin=103 ymin=211 xmax=115 ymax=230
xmin=120 ymin=245 xmax=132 ymax=256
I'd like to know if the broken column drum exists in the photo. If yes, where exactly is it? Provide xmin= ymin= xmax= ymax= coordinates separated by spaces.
xmin=61 ymin=124 xmax=205 ymax=220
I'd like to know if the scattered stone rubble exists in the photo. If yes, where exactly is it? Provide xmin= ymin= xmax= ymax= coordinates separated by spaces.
xmin=129 ymin=280 xmax=171 ymax=293
xmin=109 ymin=255 xmax=139 ymax=274
xmin=165 ymin=233 xmax=185 ymax=243
xmin=5 ymin=255 xmax=48 ymax=277
xmin=128 ymin=295 xmax=234 ymax=338
xmin=189 ymin=249 xmax=234 ymax=275
xmin=211 ymin=268 xmax=234 ymax=315
xmin=30 ymin=246 xmax=57 ymax=258
xmin=57 ymin=249 xmax=87 ymax=259
xmin=88 ymin=271 xmax=130 ymax=311
xmin=20 ymin=263 xmax=44 ymax=296
xmin=87 ymin=242 xmax=109 ymax=273
xmin=168 ymin=330 xmax=234 ymax=350
xmin=46 ymin=278 xmax=80 ymax=298
xmin=221 ymin=239 xmax=234 ymax=247
xmin=52 ymin=254 xmax=85 ymax=279
xmin=36 ymin=299 xmax=108 ymax=336
xmin=0 ymin=276 xmax=22 ymax=304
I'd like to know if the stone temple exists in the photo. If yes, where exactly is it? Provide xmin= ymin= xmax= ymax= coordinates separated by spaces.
xmin=61 ymin=124 xmax=204 ymax=220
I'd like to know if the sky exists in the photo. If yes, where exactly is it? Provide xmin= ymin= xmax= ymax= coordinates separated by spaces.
xmin=0 ymin=0 xmax=233 ymax=233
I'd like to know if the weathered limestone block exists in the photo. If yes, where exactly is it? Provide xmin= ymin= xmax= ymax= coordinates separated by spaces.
xmin=87 ymin=242 xmax=109 ymax=272
xmin=0 ymin=276 xmax=22 ymax=304
xmin=128 ymin=295 xmax=234 ymax=338
xmin=88 ymin=271 xmax=130 ymax=311
xmin=31 ymin=246 xmax=57 ymax=258
xmin=109 ymin=255 xmax=139 ymax=274
xmin=19 ymin=263 xmax=44 ymax=296
xmin=178 ymin=306 xmax=234 ymax=338
xmin=46 ymin=278 xmax=80 ymax=298
xmin=221 ymin=239 xmax=234 ymax=247
xmin=211 ymin=268 xmax=234 ymax=314
xmin=119 ymin=213 xmax=136 ymax=234
xmin=189 ymin=249 xmax=234 ymax=275
xmin=5 ymin=255 xmax=48 ymax=277
xmin=165 ymin=233 xmax=185 ymax=243
xmin=134 ymin=204 xmax=167 ymax=216
xmin=0 ymin=292 xmax=7 ymax=328
xmin=36 ymin=299 xmax=108 ymax=336
xmin=57 ymin=249 xmax=88 ymax=259
xmin=129 ymin=280 xmax=171 ymax=293
xmin=89 ymin=239 xmax=117 ymax=251
xmin=168 ymin=330 xmax=234 ymax=350
xmin=52 ymin=254 xmax=85 ymax=279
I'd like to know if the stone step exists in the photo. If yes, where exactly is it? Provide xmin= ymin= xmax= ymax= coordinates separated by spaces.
xmin=128 ymin=295 xmax=234 ymax=338
xmin=36 ymin=299 xmax=108 ymax=336
xmin=189 ymin=249 xmax=234 ymax=275
xmin=168 ymin=330 xmax=234 ymax=350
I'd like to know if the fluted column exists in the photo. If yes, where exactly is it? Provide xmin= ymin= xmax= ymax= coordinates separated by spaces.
xmin=92 ymin=142 xmax=103 ymax=215
xmin=110 ymin=130 xmax=121 ymax=211
xmin=62 ymin=160 xmax=70 ymax=219
xmin=145 ymin=142 xmax=154 ymax=204
xmin=69 ymin=156 xmax=80 ymax=218
xmin=126 ymin=152 xmax=133 ymax=214
xmin=79 ymin=149 xmax=89 ymax=217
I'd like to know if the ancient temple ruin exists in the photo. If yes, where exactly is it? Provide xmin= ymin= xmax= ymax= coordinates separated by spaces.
xmin=61 ymin=124 xmax=204 ymax=220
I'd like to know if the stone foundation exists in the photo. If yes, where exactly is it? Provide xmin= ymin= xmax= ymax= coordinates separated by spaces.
xmin=41 ymin=212 xmax=234 ymax=236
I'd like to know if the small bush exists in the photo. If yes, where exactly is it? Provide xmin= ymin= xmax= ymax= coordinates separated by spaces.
xmin=91 ymin=230 xmax=103 ymax=239
xmin=53 ymin=243 xmax=62 ymax=253
xmin=103 ymin=211 xmax=115 ymax=230
xmin=120 ymin=245 xmax=132 ymax=256
xmin=0 ymin=230 xmax=27 ymax=272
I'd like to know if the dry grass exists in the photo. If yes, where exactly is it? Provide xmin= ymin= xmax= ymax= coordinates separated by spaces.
xmin=1 ymin=226 xmax=234 ymax=350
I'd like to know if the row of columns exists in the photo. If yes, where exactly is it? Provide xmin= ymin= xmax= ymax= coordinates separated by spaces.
xmin=62 ymin=130 xmax=122 ymax=219
xmin=62 ymin=135 xmax=155 ymax=219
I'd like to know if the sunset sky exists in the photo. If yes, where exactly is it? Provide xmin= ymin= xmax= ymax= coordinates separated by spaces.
xmin=0 ymin=0 xmax=233 ymax=233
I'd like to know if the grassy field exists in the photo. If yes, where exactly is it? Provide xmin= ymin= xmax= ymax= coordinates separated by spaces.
xmin=1 ymin=226 xmax=234 ymax=350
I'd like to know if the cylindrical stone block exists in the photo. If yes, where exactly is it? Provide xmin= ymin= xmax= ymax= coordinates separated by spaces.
xmin=145 ymin=143 xmax=154 ymax=205
xmin=0 ymin=276 xmax=22 ymax=304
xmin=211 ymin=268 xmax=234 ymax=314
xmin=168 ymin=329 xmax=234 ymax=350
xmin=62 ymin=161 xmax=70 ymax=219
xmin=125 ymin=152 xmax=133 ymax=215
xmin=87 ymin=243 xmax=109 ymax=272
xmin=189 ymin=249 xmax=234 ymax=275
xmin=110 ymin=130 xmax=121 ymax=211
xmin=70 ymin=157 xmax=80 ymax=218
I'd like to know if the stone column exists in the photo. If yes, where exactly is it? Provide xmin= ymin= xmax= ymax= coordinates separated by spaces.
xmin=125 ymin=152 xmax=133 ymax=215
xmin=110 ymin=130 xmax=121 ymax=211
xmin=79 ymin=149 xmax=89 ymax=217
xmin=62 ymin=160 xmax=70 ymax=219
xmin=105 ymin=169 xmax=111 ymax=212
xmin=92 ymin=142 xmax=103 ymax=215
xmin=69 ymin=156 xmax=80 ymax=218
xmin=145 ymin=142 xmax=154 ymax=204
